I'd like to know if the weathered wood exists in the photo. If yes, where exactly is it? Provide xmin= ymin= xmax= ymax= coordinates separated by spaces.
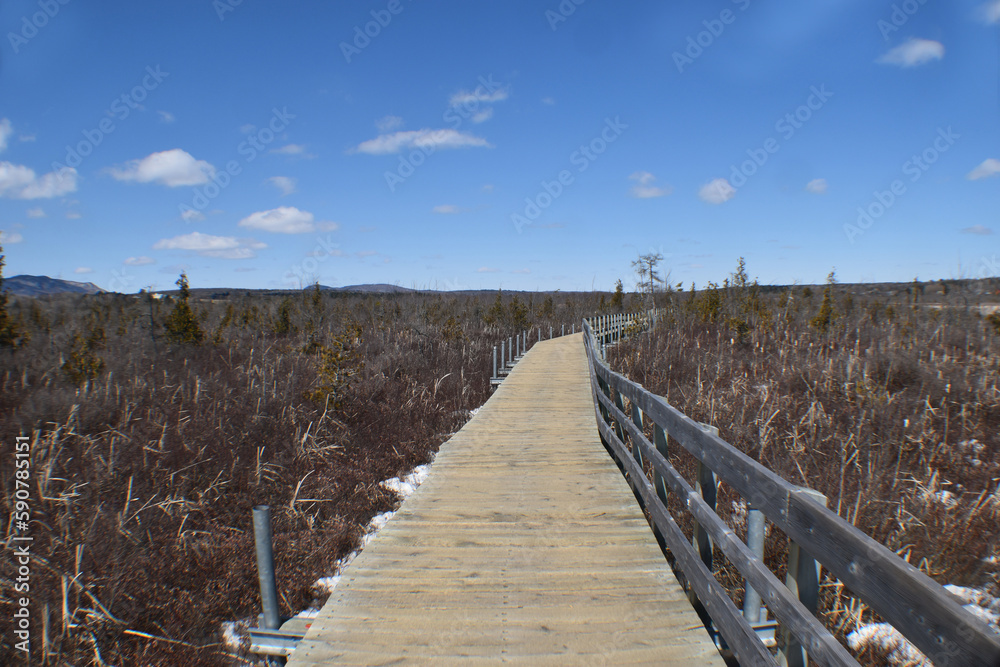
xmin=585 ymin=322 xmax=1000 ymax=666
xmin=289 ymin=334 xmax=724 ymax=666
xmin=593 ymin=388 xmax=857 ymax=666
xmin=591 ymin=416 xmax=776 ymax=667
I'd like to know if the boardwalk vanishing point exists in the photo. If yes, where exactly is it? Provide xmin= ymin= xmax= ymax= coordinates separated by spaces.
xmin=288 ymin=334 xmax=725 ymax=665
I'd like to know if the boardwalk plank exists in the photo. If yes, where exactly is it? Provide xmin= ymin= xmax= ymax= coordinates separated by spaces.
xmin=288 ymin=334 xmax=725 ymax=666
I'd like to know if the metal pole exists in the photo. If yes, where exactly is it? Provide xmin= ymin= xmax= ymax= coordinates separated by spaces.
xmin=508 ymin=337 xmax=512 ymax=365
xmin=572 ymin=323 xmax=575 ymax=334
xmin=744 ymin=508 xmax=766 ymax=623
xmin=538 ymin=327 xmax=541 ymax=343
xmin=562 ymin=324 xmax=565 ymax=336
xmin=492 ymin=346 xmax=497 ymax=380
xmin=501 ymin=340 xmax=505 ymax=370
xmin=549 ymin=326 xmax=553 ymax=339
xmin=253 ymin=505 xmax=281 ymax=630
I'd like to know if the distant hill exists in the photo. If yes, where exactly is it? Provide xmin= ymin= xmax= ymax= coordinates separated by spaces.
xmin=2 ymin=275 xmax=103 ymax=297
xmin=330 ymin=284 xmax=417 ymax=294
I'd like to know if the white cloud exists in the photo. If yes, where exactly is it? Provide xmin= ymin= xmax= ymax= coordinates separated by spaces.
xmin=124 ymin=256 xmax=156 ymax=265
xmin=110 ymin=149 xmax=215 ymax=187
xmin=961 ymin=225 xmax=993 ymax=235
xmin=271 ymin=144 xmax=308 ymax=155
xmin=74 ymin=267 xmax=93 ymax=274
xmin=629 ymin=171 xmax=672 ymax=198
xmin=26 ymin=207 xmax=44 ymax=218
xmin=877 ymin=38 xmax=945 ymax=67
xmin=698 ymin=178 xmax=736 ymax=204
xmin=153 ymin=231 xmax=266 ymax=259
xmin=353 ymin=128 xmax=492 ymax=155
xmin=180 ymin=208 xmax=205 ymax=222
xmin=238 ymin=206 xmax=319 ymax=234
xmin=472 ymin=109 xmax=494 ymax=123
xmin=481 ymin=184 xmax=494 ymax=192
xmin=0 ymin=230 xmax=24 ymax=244
xmin=376 ymin=115 xmax=403 ymax=132
xmin=979 ymin=0 xmax=1000 ymax=24
xmin=512 ymin=268 xmax=531 ymax=274
xmin=806 ymin=178 xmax=828 ymax=194
xmin=19 ymin=134 xmax=35 ymax=143
xmin=432 ymin=204 xmax=466 ymax=214
xmin=0 ymin=162 xmax=78 ymax=199
xmin=477 ymin=266 xmax=499 ymax=273
xmin=268 ymin=176 xmax=296 ymax=196
xmin=66 ymin=211 xmax=81 ymax=219
xmin=967 ymin=158 xmax=1000 ymax=180
xmin=158 ymin=111 xmax=175 ymax=123
xmin=0 ymin=119 xmax=12 ymax=153
xmin=449 ymin=86 xmax=509 ymax=107
xmin=542 ymin=97 xmax=556 ymax=106
xmin=239 ymin=123 xmax=257 ymax=134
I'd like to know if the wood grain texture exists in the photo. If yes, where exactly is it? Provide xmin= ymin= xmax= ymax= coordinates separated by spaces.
xmin=288 ymin=334 xmax=725 ymax=666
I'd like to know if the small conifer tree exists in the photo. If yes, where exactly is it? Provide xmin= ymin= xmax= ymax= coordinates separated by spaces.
xmin=163 ymin=273 xmax=204 ymax=344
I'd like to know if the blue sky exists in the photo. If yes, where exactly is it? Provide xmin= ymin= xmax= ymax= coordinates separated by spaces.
xmin=0 ymin=0 xmax=997 ymax=292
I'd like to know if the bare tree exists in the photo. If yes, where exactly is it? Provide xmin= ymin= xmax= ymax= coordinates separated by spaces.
xmin=631 ymin=252 xmax=665 ymax=307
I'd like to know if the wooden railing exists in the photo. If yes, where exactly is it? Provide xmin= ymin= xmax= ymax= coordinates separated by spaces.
xmin=582 ymin=318 xmax=1000 ymax=667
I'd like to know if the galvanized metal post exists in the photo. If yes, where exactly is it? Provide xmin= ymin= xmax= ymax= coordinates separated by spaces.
xmin=252 ymin=505 xmax=281 ymax=630
xmin=572 ymin=323 xmax=575 ymax=334
xmin=743 ymin=509 xmax=766 ymax=623
xmin=492 ymin=346 xmax=497 ymax=380
xmin=508 ymin=337 xmax=513 ymax=365
xmin=500 ymin=340 xmax=505 ymax=371
xmin=538 ymin=327 xmax=541 ymax=343
xmin=549 ymin=326 xmax=553 ymax=339
xmin=562 ymin=324 xmax=565 ymax=336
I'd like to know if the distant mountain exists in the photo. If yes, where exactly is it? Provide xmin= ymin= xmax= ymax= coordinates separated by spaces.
xmin=2 ymin=275 xmax=103 ymax=297
xmin=330 ymin=284 xmax=417 ymax=294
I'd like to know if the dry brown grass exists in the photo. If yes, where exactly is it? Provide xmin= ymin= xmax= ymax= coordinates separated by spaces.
xmin=608 ymin=279 xmax=1000 ymax=659
xmin=0 ymin=288 xmax=596 ymax=665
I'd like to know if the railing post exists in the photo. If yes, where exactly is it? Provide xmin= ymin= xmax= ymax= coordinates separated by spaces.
xmin=743 ymin=509 xmax=767 ymax=623
xmin=492 ymin=346 xmax=497 ymax=381
xmin=653 ymin=424 xmax=669 ymax=503
xmin=508 ymin=336 xmax=513 ymax=365
xmin=572 ymin=323 xmax=575 ymax=334
xmin=629 ymin=401 xmax=645 ymax=471
xmin=538 ymin=327 xmax=541 ymax=343
xmin=692 ymin=425 xmax=718 ymax=573
xmin=500 ymin=340 xmax=505 ymax=372
xmin=252 ymin=505 xmax=281 ymax=630
xmin=778 ymin=489 xmax=828 ymax=667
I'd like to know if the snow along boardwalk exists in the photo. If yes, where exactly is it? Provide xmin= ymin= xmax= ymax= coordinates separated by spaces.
xmin=287 ymin=333 xmax=725 ymax=666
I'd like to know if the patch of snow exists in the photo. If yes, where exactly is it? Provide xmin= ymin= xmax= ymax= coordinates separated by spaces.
xmin=381 ymin=464 xmax=431 ymax=500
xmin=847 ymin=623 xmax=930 ymax=665
xmin=314 ymin=576 xmax=341 ymax=594
xmin=944 ymin=585 xmax=1000 ymax=631
xmin=221 ymin=620 xmax=248 ymax=650
xmin=847 ymin=585 xmax=1000 ymax=664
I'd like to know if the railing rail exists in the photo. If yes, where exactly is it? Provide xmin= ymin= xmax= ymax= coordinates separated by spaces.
xmin=582 ymin=318 xmax=1000 ymax=667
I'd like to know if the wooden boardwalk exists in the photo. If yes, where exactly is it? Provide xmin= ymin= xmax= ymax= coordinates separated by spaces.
xmin=288 ymin=334 xmax=724 ymax=665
